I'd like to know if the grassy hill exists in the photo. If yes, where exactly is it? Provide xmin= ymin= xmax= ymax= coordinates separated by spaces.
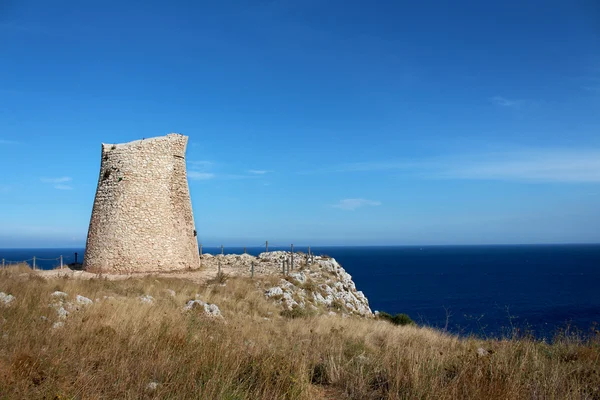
xmin=0 ymin=264 xmax=598 ymax=399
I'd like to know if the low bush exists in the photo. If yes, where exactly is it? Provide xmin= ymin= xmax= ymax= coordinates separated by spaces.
xmin=377 ymin=311 xmax=415 ymax=326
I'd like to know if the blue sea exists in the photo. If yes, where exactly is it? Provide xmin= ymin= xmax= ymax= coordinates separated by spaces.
xmin=2 ymin=244 xmax=599 ymax=339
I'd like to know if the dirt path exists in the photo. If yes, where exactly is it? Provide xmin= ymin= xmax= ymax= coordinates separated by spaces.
xmin=37 ymin=252 xmax=289 ymax=283
xmin=37 ymin=264 xmax=232 ymax=284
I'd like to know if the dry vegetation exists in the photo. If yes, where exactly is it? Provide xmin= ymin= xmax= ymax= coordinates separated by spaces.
xmin=0 ymin=264 xmax=599 ymax=399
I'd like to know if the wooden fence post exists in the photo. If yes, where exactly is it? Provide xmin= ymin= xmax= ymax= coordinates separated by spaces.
xmin=281 ymin=260 xmax=285 ymax=275
xmin=251 ymin=261 xmax=254 ymax=278
xmin=290 ymin=244 xmax=294 ymax=271
xmin=199 ymin=244 xmax=203 ymax=268
xmin=244 ymin=246 xmax=247 ymax=254
xmin=218 ymin=260 xmax=221 ymax=275
xmin=1 ymin=259 xmax=4 ymax=268
xmin=33 ymin=256 xmax=36 ymax=270
xmin=221 ymin=245 xmax=224 ymax=256
xmin=266 ymin=240 xmax=269 ymax=252
xmin=60 ymin=255 xmax=63 ymax=269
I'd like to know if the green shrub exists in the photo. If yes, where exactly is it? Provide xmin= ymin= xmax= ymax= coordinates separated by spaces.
xmin=377 ymin=312 xmax=415 ymax=326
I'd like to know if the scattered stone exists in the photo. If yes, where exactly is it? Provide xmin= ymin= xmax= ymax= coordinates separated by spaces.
xmin=146 ymin=382 xmax=159 ymax=391
xmin=51 ymin=291 xmax=69 ymax=298
xmin=139 ymin=295 xmax=155 ymax=304
xmin=52 ymin=321 xmax=64 ymax=329
xmin=265 ymin=287 xmax=283 ymax=298
xmin=288 ymin=272 xmax=307 ymax=284
xmin=279 ymin=279 xmax=295 ymax=291
xmin=57 ymin=306 xmax=69 ymax=319
xmin=76 ymin=295 xmax=93 ymax=306
xmin=0 ymin=292 xmax=15 ymax=306
xmin=477 ymin=347 xmax=489 ymax=357
xmin=204 ymin=303 xmax=221 ymax=317
xmin=165 ymin=289 xmax=176 ymax=297
xmin=281 ymin=292 xmax=298 ymax=310
xmin=183 ymin=299 xmax=222 ymax=318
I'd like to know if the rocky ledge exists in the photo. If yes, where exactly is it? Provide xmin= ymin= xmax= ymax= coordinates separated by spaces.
xmin=201 ymin=251 xmax=373 ymax=317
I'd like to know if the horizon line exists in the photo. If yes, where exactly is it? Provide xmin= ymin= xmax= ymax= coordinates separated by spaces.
xmin=2 ymin=242 xmax=599 ymax=250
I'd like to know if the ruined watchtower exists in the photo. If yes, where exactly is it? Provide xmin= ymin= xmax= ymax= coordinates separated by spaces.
xmin=83 ymin=133 xmax=200 ymax=273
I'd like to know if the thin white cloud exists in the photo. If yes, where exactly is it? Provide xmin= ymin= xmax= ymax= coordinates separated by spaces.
xmin=333 ymin=198 xmax=382 ymax=211
xmin=574 ymin=71 xmax=600 ymax=92
xmin=187 ymin=161 xmax=263 ymax=181
xmin=188 ymin=171 xmax=216 ymax=180
xmin=0 ymin=139 xmax=18 ymax=145
xmin=313 ymin=149 xmax=600 ymax=183
xmin=490 ymin=96 xmax=522 ymax=108
xmin=189 ymin=160 xmax=213 ymax=168
xmin=41 ymin=177 xmax=72 ymax=184
xmin=54 ymin=184 xmax=73 ymax=190
xmin=430 ymin=150 xmax=600 ymax=182
xmin=188 ymin=160 xmax=216 ymax=181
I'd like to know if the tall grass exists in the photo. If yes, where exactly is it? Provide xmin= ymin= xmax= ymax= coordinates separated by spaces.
xmin=0 ymin=265 xmax=598 ymax=399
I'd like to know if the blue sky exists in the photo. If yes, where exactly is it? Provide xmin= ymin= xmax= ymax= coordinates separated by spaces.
xmin=1 ymin=0 xmax=599 ymax=247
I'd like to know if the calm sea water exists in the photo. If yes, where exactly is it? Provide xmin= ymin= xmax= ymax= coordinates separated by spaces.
xmin=2 ymin=244 xmax=599 ymax=339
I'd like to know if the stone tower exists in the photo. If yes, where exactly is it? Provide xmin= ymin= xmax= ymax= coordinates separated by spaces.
xmin=83 ymin=133 xmax=200 ymax=273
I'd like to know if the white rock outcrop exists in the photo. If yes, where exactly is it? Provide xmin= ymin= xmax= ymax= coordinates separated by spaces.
xmin=0 ymin=292 xmax=15 ymax=306
xmin=258 ymin=254 xmax=372 ymax=316
xmin=76 ymin=295 xmax=93 ymax=306
xmin=183 ymin=299 xmax=222 ymax=318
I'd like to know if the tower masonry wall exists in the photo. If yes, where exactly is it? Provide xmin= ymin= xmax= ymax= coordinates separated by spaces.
xmin=83 ymin=133 xmax=200 ymax=273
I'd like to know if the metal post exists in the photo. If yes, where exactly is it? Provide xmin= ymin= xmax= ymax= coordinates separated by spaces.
xmin=244 ymin=246 xmax=247 ymax=254
xmin=33 ymin=256 xmax=36 ymax=270
xmin=74 ymin=252 xmax=78 ymax=264
xmin=308 ymin=246 xmax=311 ymax=257
xmin=60 ymin=255 xmax=63 ymax=269
xmin=1 ymin=259 xmax=4 ymax=268
xmin=266 ymin=240 xmax=269 ymax=252
xmin=221 ymin=245 xmax=224 ymax=256
xmin=251 ymin=261 xmax=254 ymax=278
xmin=218 ymin=260 xmax=221 ymax=275
xmin=282 ymin=260 xmax=285 ymax=275
xmin=290 ymin=244 xmax=294 ymax=271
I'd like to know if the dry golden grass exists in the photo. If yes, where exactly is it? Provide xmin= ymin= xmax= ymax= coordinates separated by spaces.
xmin=0 ymin=265 xmax=598 ymax=399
